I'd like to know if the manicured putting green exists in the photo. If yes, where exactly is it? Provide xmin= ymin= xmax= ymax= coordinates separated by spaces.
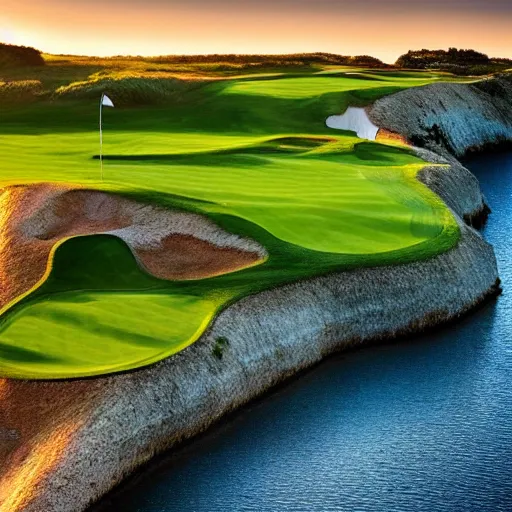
xmin=113 ymin=155 xmax=445 ymax=254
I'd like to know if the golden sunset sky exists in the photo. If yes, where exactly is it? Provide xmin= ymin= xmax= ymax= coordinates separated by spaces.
xmin=2 ymin=0 xmax=511 ymax=62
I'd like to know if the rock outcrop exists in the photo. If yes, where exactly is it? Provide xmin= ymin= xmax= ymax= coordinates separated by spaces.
xmin=369 ymin=75 xmax=512 ymax=158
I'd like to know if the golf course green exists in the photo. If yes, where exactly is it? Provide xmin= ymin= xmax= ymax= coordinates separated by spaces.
xmin=0 ymin=60 xmax=460 ymax=379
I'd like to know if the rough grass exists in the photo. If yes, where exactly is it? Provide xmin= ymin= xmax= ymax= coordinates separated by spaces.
xmin=55 ymin=75 xmax=203 ymax=105
xmin=0 ymin=64 xmax=461 ymax=379
xmin=0 ymin=80 xmax=44 ymax=103
xmin=0 ymin=52 xmax=456 ymax=105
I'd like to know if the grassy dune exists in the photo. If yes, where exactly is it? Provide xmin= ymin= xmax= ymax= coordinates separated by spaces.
xmin=0 ymin=58 xmax=460 ymax=378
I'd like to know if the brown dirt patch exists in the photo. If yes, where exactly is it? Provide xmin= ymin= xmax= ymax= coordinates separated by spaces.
xmin=136 ymin=234 xmax=262 ymax=280
xmin=376 ymin=128 xmax=410 ymax=145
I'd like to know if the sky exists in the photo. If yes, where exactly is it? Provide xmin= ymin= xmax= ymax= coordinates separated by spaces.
xmin=1 ymin=0 xmax=511 ymax=62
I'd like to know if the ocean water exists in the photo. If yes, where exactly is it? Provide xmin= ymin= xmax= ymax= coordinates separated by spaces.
xmin=94 ymin=152 xmax=512 ymax=512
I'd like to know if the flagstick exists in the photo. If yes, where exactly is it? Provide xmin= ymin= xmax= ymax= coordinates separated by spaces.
xmin=99 ymin=93 xmax=104 ymax=181
xmin=99 ymin=93 xmax=114 ymax=181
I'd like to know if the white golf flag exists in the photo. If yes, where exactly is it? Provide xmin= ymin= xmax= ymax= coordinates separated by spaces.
xmin=99 ymin=93 xmax=115 ymax=181
xmin=102 ymin=94 xmax=114 ymax=108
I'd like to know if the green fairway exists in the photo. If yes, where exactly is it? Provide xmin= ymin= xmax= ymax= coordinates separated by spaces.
xmin=0 ymin=64 xmax=460 ymax=379
xmin=221 ymin=75 xmax=436 ymax=99
xmin=0 ymin=292 xmax=218 ymax=379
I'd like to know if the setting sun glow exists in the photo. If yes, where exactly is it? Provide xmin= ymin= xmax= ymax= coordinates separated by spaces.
xmin=2 ymin=0 xmax=511 ymax=61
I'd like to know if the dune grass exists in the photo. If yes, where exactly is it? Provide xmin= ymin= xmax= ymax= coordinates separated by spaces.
xmin=0 ymin=64 xmax=459 ymax=379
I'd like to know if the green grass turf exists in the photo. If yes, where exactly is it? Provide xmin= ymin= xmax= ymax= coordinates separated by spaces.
xmin=221 ymin=75 xmax=437 ymax=99
xmin=0 ymin=68 xmax=459 ymax=379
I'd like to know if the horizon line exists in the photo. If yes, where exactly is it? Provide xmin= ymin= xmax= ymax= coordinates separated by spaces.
xmin=3 ymin=44 xmax=510 ymax=66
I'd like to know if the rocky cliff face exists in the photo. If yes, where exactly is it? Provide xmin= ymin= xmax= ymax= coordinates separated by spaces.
xmin=413 ymin=147 xmax=490 ymax=226
xmin=369 ymin=75 xmax=512 ymax=158
xmin=1 ymin=76 xmax=509 ymax=512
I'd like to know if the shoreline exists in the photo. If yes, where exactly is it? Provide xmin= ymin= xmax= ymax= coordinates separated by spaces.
xmin=1 ymin=76 xmax=511 ymax=512
xmin=92 ymin=271 xmax=503 ymax=510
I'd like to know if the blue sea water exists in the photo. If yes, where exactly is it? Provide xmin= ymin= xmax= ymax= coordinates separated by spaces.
xmin=94 ymin=152 xmax=512 ymax=512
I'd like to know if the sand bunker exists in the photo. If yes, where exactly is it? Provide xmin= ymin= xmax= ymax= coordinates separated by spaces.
xmin=326 ymin=107 xmax=380 ymax=140
xmin=0 ymin=184 xmax=267 ymax=311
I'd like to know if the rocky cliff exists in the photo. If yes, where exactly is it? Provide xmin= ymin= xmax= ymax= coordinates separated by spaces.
xmin=369 ymin=75 xmax=512 ymax=158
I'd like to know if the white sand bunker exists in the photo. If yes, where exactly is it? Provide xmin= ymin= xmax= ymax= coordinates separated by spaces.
xmin=326 ymin=107 xmax=380 ymax=141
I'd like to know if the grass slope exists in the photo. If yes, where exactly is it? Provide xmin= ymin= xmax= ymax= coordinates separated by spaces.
xmin=0 ymin=63 xmax=459 ymax=379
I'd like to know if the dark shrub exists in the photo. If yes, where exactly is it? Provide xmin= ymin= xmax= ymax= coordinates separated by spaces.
xmin=212 ymin=337 xmax=230 ymax=360
xmin=0 ymin=43 xmax=45 ymax=69
xmin=396 ymin=48 xmax=490 ymax=69
xmin=348 ymin=55 xmax=387 ymax=68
